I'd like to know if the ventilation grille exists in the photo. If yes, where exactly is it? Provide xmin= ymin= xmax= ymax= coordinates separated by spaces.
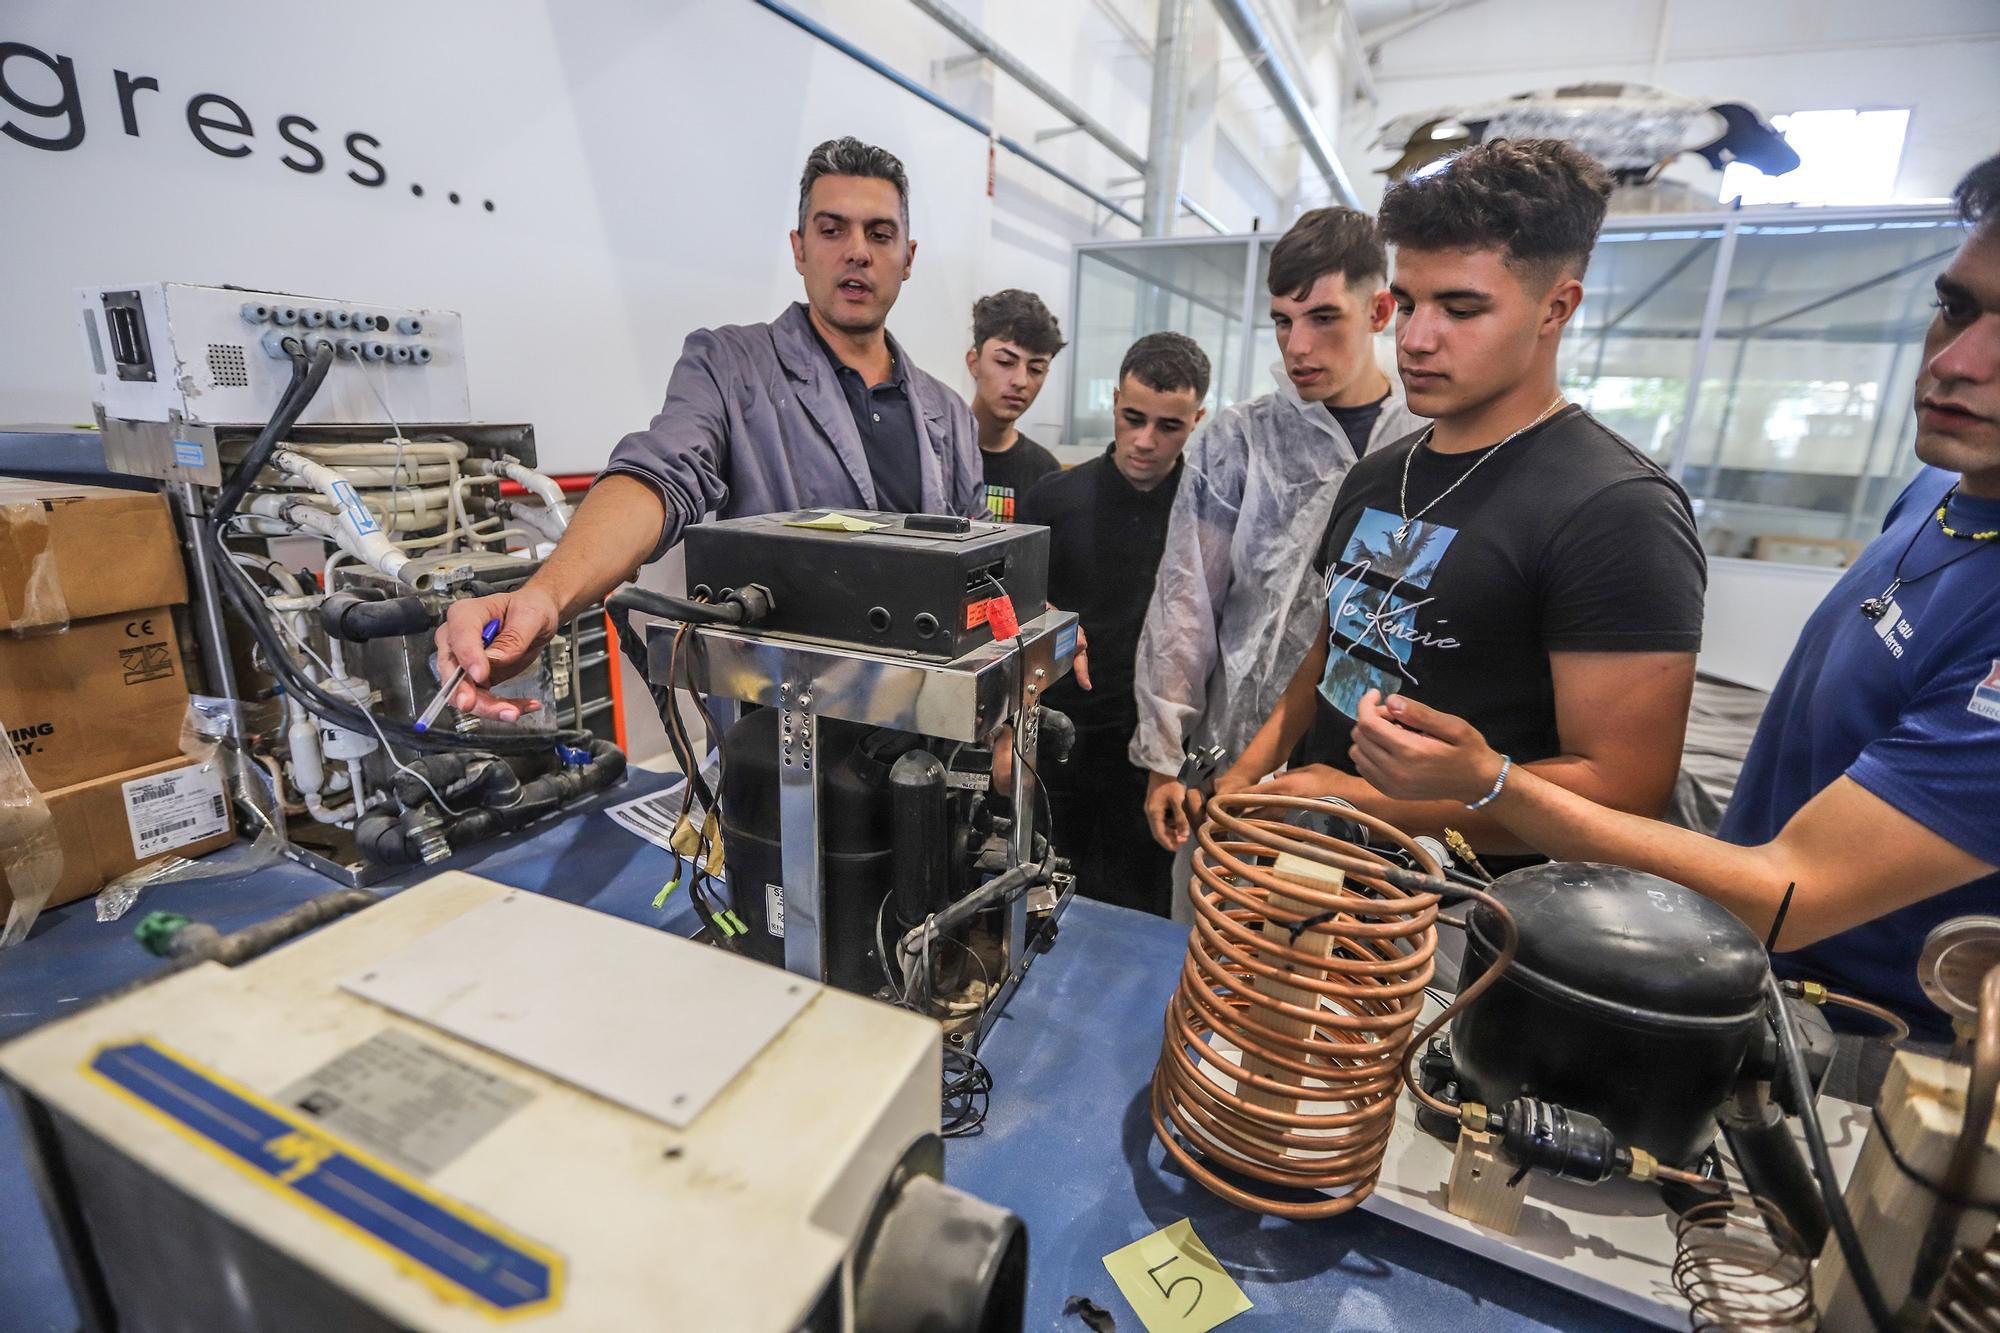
xmin=206 ymin=343 xmax=249 ymax=388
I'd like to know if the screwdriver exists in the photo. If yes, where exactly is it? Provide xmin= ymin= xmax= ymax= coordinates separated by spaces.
xmin=414 ymin=618 xmax=500 ymax=732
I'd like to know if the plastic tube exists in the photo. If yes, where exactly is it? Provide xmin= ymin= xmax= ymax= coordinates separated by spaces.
xmin=266 ymin=452 xmax=414 ymax=584
xmin=285 ymin=441 xmax=468 ymax=463
xmin=475 ymin=456 xmax=572 ymax=534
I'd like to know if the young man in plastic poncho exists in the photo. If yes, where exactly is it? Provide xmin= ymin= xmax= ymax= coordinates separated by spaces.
xmin=1129 ymin=207 xmax=1421 ymax=915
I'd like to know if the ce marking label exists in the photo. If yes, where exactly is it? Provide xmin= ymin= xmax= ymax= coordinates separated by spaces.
xmin=125 ymin=617 xmax=156 ymax=638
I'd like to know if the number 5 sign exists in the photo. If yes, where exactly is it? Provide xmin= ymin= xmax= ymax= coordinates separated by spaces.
xmin=1102 ymin=1218 xmax=1253 ymax=1333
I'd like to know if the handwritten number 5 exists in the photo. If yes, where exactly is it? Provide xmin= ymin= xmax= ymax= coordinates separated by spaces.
xmin=1147 ymin=1255 xmax=1203 ymax=1316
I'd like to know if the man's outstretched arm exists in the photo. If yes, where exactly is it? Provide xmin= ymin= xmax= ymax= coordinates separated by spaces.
xmin=1348 ymin=690 xmax=1993 ymax=949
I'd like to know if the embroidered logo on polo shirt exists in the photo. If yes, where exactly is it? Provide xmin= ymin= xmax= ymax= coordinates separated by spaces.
xmin=1971 ymin=660 xmax=2000 ymax=722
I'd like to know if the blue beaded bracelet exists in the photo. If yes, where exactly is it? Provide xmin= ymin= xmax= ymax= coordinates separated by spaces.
xmin=1466 ymin=755 xmax=1513 ymax=811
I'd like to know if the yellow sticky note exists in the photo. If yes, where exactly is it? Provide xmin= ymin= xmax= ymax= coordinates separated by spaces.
xmin=1101 ymin=1218 xmax=1252 ymax=1333
xmin=783 ymin=510 xmax=886 ymax=533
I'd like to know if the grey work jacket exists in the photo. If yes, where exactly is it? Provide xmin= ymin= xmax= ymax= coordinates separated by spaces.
xmin=602 ymin=302 xmax=982 ymax=559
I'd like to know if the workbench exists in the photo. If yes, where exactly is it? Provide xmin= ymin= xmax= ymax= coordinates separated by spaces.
xmin=0 ymin=767 xmax=1649 ymax=1332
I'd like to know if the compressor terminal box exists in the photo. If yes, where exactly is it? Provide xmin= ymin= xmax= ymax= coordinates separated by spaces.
xmin=683 ymin=509 xmax=1050 ymax=659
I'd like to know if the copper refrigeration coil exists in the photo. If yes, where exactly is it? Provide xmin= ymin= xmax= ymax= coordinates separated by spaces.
xmin=1670 ymin=1195 xmax=1816 ymax=1333
xmin=1149 ymin=792 xmax=1457 ymax=1220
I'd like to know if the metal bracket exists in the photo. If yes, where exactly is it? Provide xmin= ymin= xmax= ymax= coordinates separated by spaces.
xmin=776 ymin=682 xmax=823 ymax=980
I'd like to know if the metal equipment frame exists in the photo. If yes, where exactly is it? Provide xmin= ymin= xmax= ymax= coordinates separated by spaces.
xmin=650 ymin=609 xmax=1080 ymax=1045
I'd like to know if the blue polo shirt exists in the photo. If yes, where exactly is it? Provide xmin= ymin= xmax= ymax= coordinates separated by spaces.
xmin=1720 ymin=468 xmax=2000 ymax=1039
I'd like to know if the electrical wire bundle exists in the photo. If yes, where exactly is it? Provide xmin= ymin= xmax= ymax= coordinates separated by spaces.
xmin=652 ymin=614 xmax=736 ymax=948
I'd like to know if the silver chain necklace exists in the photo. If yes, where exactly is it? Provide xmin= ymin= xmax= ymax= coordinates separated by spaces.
xmin=1396 ymin=395 xmax=1567 ymax=540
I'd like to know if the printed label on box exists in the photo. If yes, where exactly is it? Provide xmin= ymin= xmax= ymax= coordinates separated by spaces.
xmin=122 ymin=763 xmax=229 ymax=858
xmin=766 ymin=883 xmax=785 ymax=937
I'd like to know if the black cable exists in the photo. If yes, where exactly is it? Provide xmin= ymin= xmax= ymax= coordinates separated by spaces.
xmin=209 ymin=525 xmax=590 ymax=756
xmin=663 ymin=620 xmax=719 ymax=822
xmin=1765 ymin=971 xmax=1895 ymax=1331
xmin=1867 ymin=1104 xmax=2000 ymax=1213
xmin=941 ymin=1047 xmax=993 ymax=1137
xmin=210 ymin=338 xmax=334 ymax=528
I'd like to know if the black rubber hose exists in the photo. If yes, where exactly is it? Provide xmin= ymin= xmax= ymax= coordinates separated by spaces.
xmin=891 ymin=750 xmax=950 ymax=929
xmin=1719 ymin=1087 xmax=1830 ymax=1253
xmin=607 ymin=583 xmax=773 ymax=628
xmin=363 ymin=741 xmax=626 ymax=863
xmin=319 ymin=590 xmax=438 ymax=641
xmin=390 ymin=752 xmax=517 ymax=809
xmin=1765 ymin=973 xmax=1894 ymax=1330
xmin=208 ymin=522 xmax=593 ymax=756
xmin=210 ymin=338 xmax=335 ymax=529
xmin=1035 ymin=706 xmax=1077 ymax=765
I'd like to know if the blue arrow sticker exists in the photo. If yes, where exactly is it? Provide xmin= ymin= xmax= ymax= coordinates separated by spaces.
xmin=86 ymin=1040 xmax=562 ymax=1315
xmin=330 ymin=479 xmax=381 ymax=535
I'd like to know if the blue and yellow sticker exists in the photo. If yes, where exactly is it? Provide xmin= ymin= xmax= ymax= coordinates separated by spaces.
xmin=85 ymin=1039 xmax=562 ymax=1317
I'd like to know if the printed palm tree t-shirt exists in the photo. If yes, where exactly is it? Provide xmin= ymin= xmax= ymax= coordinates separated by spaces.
xmin=1299 ymin=406 xmax=1707 ymax=774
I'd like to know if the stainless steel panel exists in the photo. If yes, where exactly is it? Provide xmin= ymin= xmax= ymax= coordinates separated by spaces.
xmin=657 ymin=611 xmax=1079 ymax=743
xmin=777 ymin=703 xmax=823 ymax=979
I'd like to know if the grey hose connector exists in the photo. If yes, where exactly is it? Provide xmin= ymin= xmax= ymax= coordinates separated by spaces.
xmin=854 ymin=1175 xmax=1027 ymax=1333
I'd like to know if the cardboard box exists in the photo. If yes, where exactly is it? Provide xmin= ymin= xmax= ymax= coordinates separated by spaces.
xmin=0 ymin=478 xmax=186 ymax=632
xmin=0 ymin=753 xmax=235 ymax=917
xmin=1 ymin=606 xmax=193 ymax=791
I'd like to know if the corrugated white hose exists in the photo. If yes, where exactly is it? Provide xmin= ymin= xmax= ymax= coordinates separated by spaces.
xmin=283 ymin=440 xmax=468 ymax=464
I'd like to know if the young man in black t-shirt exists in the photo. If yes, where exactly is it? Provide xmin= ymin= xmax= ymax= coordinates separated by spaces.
xmin=1022 ymin=333 xmax=1211 ymax=915
xmin=1210 ymin=139 xmax=1706 ymax=864
xmin=967 ymin=290 xmax=1065 ymax=521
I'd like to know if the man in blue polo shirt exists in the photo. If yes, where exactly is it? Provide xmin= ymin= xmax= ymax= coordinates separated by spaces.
xmin=1335 ymin=152 xmax=2000 ymax=1041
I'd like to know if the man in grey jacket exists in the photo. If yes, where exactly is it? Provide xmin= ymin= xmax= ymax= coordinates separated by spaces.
xmin=1133 ymin=207 xmax=1423 ymax=854
xmin=437 ymin=137 xmax=980 ymax=716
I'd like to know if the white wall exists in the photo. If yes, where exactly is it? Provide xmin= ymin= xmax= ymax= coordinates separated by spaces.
xmin=0 ymin=0 xmax=1340 ymax=470
xmin=1343 ymin=0 xmax=2000 ymax=209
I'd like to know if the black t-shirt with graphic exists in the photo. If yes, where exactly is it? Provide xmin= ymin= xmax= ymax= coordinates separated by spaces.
xmin=1302 ymin=405 xmax=1706 ymax=771
xmin=982 ymin=434 xmax=1061 ymax=522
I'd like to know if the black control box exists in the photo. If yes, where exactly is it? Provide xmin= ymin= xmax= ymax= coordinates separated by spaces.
xmin=683 ymin=510 xmax=1049 ymax=659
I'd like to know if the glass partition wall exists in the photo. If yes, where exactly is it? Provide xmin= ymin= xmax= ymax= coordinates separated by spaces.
xmin=1069 ymin=204 xmax=1960 ymax=566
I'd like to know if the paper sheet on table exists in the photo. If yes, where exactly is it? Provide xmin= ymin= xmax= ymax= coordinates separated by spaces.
xmin=604 ymin=756 xmax=719 ymax=852
xmin=1101 ymin=1218 xmax=1251 ymax=1333
xmin=783 ymin=510 xmax=887 ymax=533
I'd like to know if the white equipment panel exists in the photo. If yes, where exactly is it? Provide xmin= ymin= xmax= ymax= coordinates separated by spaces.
xmin=79 ymin=281 xmax=470 ymax=426
xmin=343 ymin=890 xmax=816 ymax=1129
xmin=0 ymin=873 xmax=942 ymax=1332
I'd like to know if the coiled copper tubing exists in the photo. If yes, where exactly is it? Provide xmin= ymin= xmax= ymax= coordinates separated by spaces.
xmin=1150 ymin=792 xmax=1516 ymax=1219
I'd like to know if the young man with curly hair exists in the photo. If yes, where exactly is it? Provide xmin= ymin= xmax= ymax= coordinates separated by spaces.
xmin=1345 ymin=153 xmax=2000 ymax=1041
xmin=1210 ymin=139 xmax=1708 ymax=877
